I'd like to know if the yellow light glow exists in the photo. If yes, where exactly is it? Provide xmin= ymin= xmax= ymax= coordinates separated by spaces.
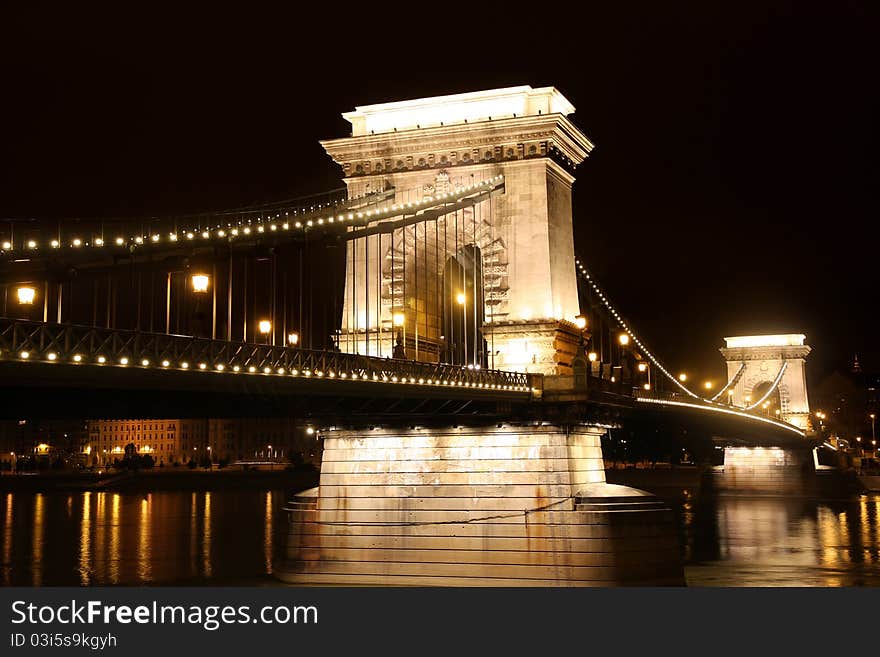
xmin=643 ymin=383 xmax=651 ymax=390
xmin=588 ymin=352 xmax=597 ymax=362
xmin=258 ymin=320 xmax=271 ymax=335
xmin=392 ymin=312 xmax=405 ymax=327
xmin=456 ymin=292 xmax=466 ymax=305
xmin=703 ymin=381 xmax=713 ymax=390
xmin=679 ymin=373 xmax=687 ymax=382
xmin=574 ymin=315 xmax=587 ymax=330
xmin=288 ymin=332 xmax=299 ymax=345
xmin=191 ymin=274 xmax=209 ymax=293
xmin=724 ymin=334 xmax=806 ymax=348
xmin=344 ymin=86 xmax=574 ymax=136
xmin=638 ymin=363 xmax=647 ymax=372
xmin=35 ymin=443 xmax=50 ymax=454
xmin=16 ymin=286 xmax=35 ymax=305
xmin=618 ymin=334 xmax=630 ymax=346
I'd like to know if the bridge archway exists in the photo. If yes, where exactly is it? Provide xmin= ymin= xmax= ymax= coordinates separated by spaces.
xmin=719 ymin=334 xmax=812 ymax=430
xmin=442 ymin=245 xmax=485 ymax=367
xmin=750 ymin=380 xmax=782 ymax=415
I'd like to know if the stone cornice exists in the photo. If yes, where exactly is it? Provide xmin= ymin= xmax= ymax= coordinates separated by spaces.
xmin=321 ymin=114 xmax=594 ymax=170
xmin=720 ymin=345 xmax=811 ymax=361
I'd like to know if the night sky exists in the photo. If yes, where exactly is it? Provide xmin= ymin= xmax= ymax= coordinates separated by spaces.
xmin=2 ymin=4 xmax=876 ymax=386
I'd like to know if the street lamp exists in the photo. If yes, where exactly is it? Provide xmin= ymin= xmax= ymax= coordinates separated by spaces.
xmin=456 ymin=293 xmax=468 ymax=365
xmin=618 ymin=334 xmax=629 ymax=346
xmin=870 ymin=413 xmax=876 ymax=444
xmin=392 ymin=310 xmax=405 ymax=359
xmin=191 ymin=274 xmax=209 ymax=293
xmin=288 ymin=332 xmax=299 ymax=346
xmin=678 ymin=373 xmax=687 ymax=382
xmin=16 ymin=286 xmax=35 ymax=305
xmin=574 ymin=315 xmax=587 ymax=330
xmin=258 ymin=320 xmax=271 ymax=343
xmin=703 ymin=381 xmax=713 ymax=391
xmin=587 ymin=352 xmax=598 ymax=362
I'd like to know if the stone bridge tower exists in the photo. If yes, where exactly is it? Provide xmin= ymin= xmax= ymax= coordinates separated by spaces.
xmin=720 ymin=334 xmax=812 ymax=430
xmin=321 ymin=86 xmax=594 ymax=374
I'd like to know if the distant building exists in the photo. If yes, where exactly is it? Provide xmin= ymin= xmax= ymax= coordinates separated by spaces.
xmin=85 ymin=418 xmax=317 ymax=466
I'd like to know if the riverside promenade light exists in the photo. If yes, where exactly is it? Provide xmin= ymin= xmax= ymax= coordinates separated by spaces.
xmin=259 ymin=320 xmax=272 ymax=335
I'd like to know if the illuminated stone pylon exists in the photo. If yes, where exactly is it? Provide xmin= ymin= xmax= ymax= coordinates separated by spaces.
xmin=321 ymin=86 xmax=594 ymax=374
xmin=277 ymin=424 xmax=683 ymax=586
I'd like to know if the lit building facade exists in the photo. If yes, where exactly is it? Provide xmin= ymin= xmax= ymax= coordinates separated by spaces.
xmin=87 ymin=419 xmax=207 ymax=465
xmin=86 ymin=417 xmax=316 ymax=465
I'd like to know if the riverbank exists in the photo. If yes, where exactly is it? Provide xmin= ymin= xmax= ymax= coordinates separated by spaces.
xmin=0 ymin=468 xmax=319 ymax=493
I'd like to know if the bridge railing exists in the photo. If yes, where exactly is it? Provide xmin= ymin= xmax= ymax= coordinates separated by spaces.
xmin=0 ymin=317 xmax=535 ymax=394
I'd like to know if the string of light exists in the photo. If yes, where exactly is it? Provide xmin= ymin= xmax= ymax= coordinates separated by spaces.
xmin=1 ymin=345 xmax=531 ymax=392
xmin=574 ymin=255 xmax=701 ymax=399
xmin=709 ymin=363 xmax=746 ymax=401
xmin=636 ymin=396 xmax=805 ymax=437
xmin=0 ymin=176 xmax=504 ymax=257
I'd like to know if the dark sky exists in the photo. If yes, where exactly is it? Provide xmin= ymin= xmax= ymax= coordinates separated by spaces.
xmin=1 ymin=3 xmax=876 ymax=386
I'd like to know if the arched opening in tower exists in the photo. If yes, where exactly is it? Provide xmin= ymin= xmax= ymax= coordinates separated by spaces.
xmin=442 ymin=245 xmax=485 ymax=367
xmin=751 ymin=380 xmax=782 ymax=415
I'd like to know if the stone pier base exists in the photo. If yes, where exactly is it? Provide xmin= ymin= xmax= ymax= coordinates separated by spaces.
xmin=714 ymin=446 xmax=815 ymax=495
xmin=276 ymin=425 xmax=683 ymax=586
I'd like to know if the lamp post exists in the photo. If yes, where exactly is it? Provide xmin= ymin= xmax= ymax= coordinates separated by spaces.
xmin=457 ymin=292 xmax=467 ymax=366
xmin=392 ymin=310 xmax=405 ymax=359
xmin=258 ymin=320 xmax=272 ymax=345
xmin=191 ymin=273 xmax=210 ymax=337
xmin=870 ymin=413 xmax=876 ymax=444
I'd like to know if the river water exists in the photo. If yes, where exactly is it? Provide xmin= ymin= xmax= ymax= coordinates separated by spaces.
xmin=2 ymin=488 xmax=879 ymax=586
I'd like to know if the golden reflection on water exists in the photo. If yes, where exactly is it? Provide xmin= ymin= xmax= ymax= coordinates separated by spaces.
xmin=95 ymin=492 xmax=106 ymax=583
xmin=79 ymin=491 xmax=92 ymax=585
xmin=108 ymin=493 xmax=121 ymax=584
xmin=264 ymin=491 xmax=273 ymax=573
xmin=32 ymin=493 xmax=44 ymax=586
xmin=190 ymin=492 xmax=198 ymax=575
xmin=138 ymin=495 xmax=152 ymax=582
xmin=202 ymin=492 xmax=212 ymax=578
xmin=3 ymin=493 xmax=12 ymax=583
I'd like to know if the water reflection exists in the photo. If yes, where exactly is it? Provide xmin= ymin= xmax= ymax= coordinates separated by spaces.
xmin=32 ymin=493 xmax=43 ymax=586
xmin=682 ymin=493 xmax=880 ymax=586
xmin=2 ymin=488 xmax=878 ymax=586
xmin=79 ymin=491 xmax=91 ymax=585
xmin=0 ymin=489 xmax=287 ymax=586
